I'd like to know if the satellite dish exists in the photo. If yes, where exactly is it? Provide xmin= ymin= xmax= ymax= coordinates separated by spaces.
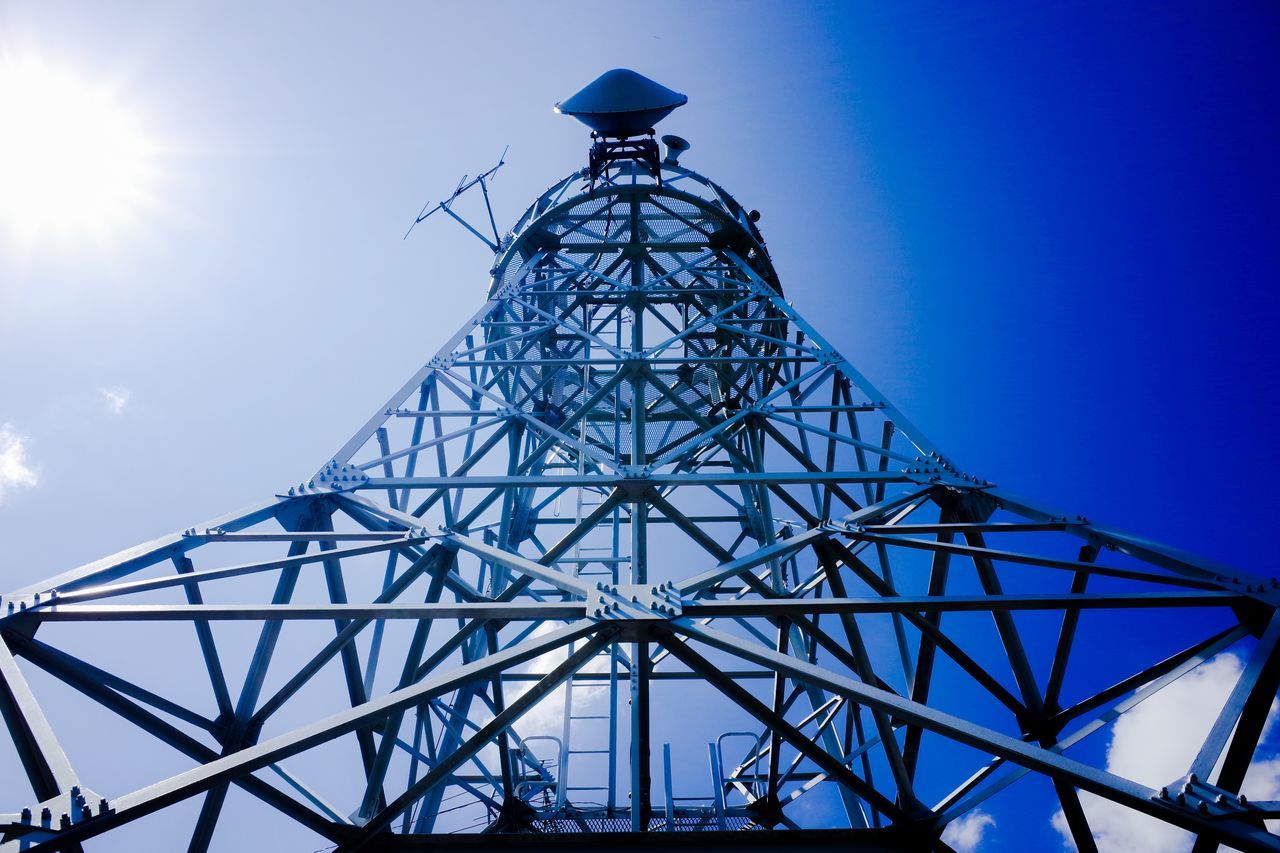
xmin=555 ymin=69 xmax=687 ymax=137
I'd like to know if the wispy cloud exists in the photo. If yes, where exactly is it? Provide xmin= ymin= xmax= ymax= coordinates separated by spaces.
xmin=942 ymin=809 xmax=995 ymax=852
xmin=511 ymin=625 xmax=611 ymax=740
xmin=1050 ymin=653 xmax=1279 ymax=851
xmin=0 ymin=423 xmax=38 ymax=500
xmin=101 ymin=386 xmax=130 ymax=414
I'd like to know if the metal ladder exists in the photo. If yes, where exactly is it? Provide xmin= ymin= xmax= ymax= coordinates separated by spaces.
xmin=554 ymin=382 xmax=623 ymax=811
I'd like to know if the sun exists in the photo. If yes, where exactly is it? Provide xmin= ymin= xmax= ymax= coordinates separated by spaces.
xmin=0 ymin=56 xmax=157 ymax=243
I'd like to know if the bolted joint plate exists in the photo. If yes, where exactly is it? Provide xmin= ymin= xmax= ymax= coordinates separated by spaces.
xmin=1 ymin=587 xmax=66 ymax=617
xmin=587 ymin=582 xmax=683 ymax=621
xmin=1154 ymin=774 xmax=1264 ymax=821
xmin=277 ymin=461 xmax=370 ymax=498
xmin=315 ymin=461 xmax=370 ymax=493
xmin=903 ymin=463 xmax=994 ymax=489
xmin=615 ymin=466 xmax=654 ymax=499
xmin=9 ymin=787 xmax=110 ymax=838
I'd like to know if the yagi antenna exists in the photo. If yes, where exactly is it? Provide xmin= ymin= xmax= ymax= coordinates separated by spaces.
xmin=404 ymin=145 xmax=509 ymax=249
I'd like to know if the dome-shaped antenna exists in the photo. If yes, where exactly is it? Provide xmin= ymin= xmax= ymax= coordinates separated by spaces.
xmin=555 ymin=69 xmax=687 ymax=136
xmin=556 ymin=69 xmax=687 ymax=187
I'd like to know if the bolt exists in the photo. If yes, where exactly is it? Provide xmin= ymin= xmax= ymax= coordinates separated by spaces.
xmin=1198 ymin=801 xmax=1208 ymax=814
xmin=99 ymin=798 xmax=109 ymax=813
xmin=1176 ymin=792 xmax=1186 ymax=805
xmin=41 ymin=807 xmax=52 ymax=823
xmin=21 ymin=807 xmax=30 ymax=822
xmin=1216 ymin=794 xmax=1227 ymax=805
xmin=61 ymin=813 xmax=71 ymax=829
xmin=1188 ymin=773 xmax=1199 ymax=784
xmin=1240 ymin=794 xmax=1248 ymax=805
xmin=1158 ymin=787 xmax=1169 ymax=800
xmin=71 ymin=785 xmax=80 ymax=797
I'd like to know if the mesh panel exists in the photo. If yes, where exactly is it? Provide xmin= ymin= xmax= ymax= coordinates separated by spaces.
xmin=481 ymin=185 xmax=788 ymax=467
xmin=531 ymin=815 xmax=758 ymax=833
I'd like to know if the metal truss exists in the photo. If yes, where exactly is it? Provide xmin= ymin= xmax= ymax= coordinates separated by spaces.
xmin=2 ymin=153 xmax=1278 ymax=853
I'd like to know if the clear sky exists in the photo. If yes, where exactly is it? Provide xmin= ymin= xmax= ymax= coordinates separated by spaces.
xmin=1 ymin=2 xmax=1277 ymax=850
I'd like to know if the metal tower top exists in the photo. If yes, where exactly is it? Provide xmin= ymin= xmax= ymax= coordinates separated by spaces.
xmin=556 ymin=69 xmax=687 ymax=185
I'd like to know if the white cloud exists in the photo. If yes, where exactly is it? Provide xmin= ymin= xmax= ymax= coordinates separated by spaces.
xmin=942 ymin=809 xmax=995 ymax=852
xmin=101 ymin=386 xmax=130 ymax=414
xmin=1050 ymin=653 xmax=1280 ymax=852
xmin=1243 ymin=756 xmax=1280 ymax=810
xmin=512 ymin=625 xmax=611 ymax=740
xmin=0 ymin=423 xmax=38 ymax=500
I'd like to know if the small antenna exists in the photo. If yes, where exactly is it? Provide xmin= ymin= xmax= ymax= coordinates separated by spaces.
xmin=404 ymin=146 xmax=509 ymax=250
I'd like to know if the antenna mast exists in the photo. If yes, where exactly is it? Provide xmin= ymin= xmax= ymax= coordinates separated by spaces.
xmin=404 ymin=146 xmax=508 ymax=248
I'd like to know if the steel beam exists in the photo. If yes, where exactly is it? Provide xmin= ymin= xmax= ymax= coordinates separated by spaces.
xmin=0 ymin=638 xmax=77 ymax=802
xmin=673 ymin=621 xmax=1280 ymax=852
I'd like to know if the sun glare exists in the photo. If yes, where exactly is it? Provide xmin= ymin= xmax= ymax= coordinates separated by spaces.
xmin=0 ymin=56 xmax=157 ymax=244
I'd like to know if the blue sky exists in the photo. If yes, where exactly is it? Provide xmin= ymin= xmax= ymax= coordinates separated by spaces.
xmin=1 ymin=2 xmax=1277 ymax=850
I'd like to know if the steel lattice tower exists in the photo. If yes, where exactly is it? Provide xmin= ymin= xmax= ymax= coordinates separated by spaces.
xmin=2 ymin=71 xmax=1278 ymax=852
